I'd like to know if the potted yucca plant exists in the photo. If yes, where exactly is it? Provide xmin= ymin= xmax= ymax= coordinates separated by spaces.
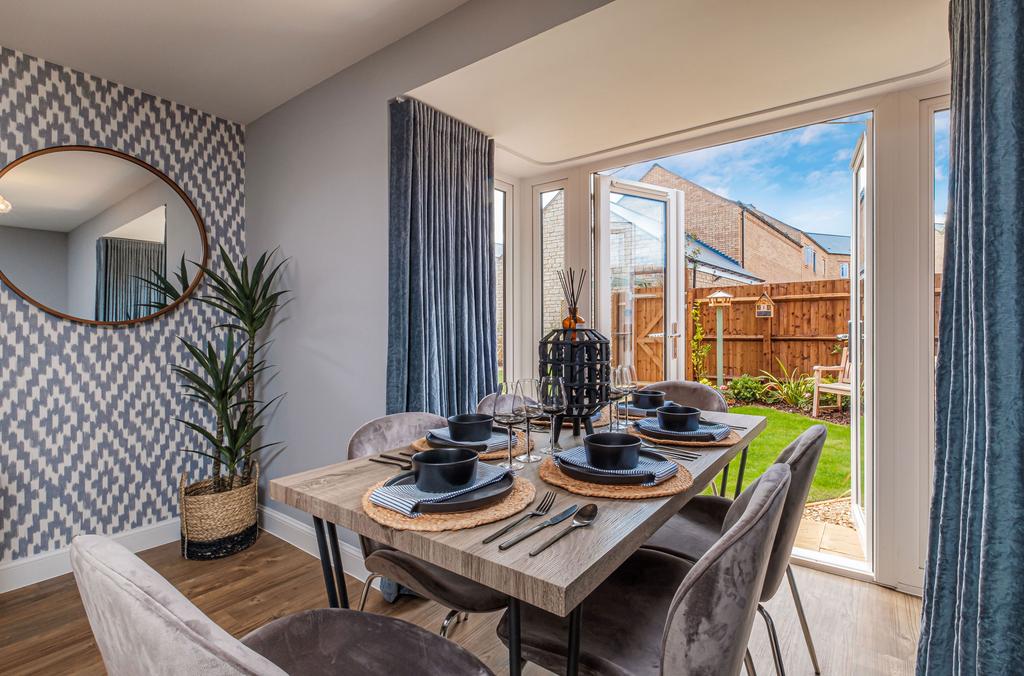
xmin=173 ymin=247 xmax=288 ymax=560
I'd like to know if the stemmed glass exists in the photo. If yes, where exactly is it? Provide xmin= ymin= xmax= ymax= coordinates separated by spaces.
xmin=515 ymin=378 xmax=545 ymax=464
xmin=608 ymin=368 xmax=626 ymax=431
xmin=539 ymin=376 xmax=567 ymax=454
xmin=491 ymin=381 xmax=525 ymax=471
xmin=619 ymin=365 xmax=639 ymax=426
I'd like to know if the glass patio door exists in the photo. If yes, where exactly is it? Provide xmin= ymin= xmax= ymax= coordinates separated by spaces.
xmin=849 ymin=125 xmax=874 ymax=563
xmin=594 ymin=176 xmax=685 ymax=384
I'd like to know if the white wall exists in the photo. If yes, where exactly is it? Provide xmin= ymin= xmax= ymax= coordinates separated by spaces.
xmin=245 ymin=0 xmax=610 ymax=527
xmin=0 ymin=224 xmax=68 ymax=310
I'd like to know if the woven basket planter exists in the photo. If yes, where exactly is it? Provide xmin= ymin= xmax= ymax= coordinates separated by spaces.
xmin=179 ymin=464 xmax=259 ymax=560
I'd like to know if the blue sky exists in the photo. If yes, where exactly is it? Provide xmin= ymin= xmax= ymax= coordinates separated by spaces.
xmin=934 ymin=109 xmax=950 ymax=227
xmin=610 ymin=113 xmax=872 ymax=237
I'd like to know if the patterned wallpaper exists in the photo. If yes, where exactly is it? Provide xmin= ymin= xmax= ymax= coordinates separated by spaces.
xmin=0 ymin=47 xmax=245 ymax=563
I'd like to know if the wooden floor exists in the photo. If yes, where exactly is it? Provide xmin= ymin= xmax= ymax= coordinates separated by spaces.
xmin=0 ymin=534 xmax=921 ymax=675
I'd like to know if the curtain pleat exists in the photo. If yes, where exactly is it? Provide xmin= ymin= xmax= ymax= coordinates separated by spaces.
xmin=387 ymin=98 xmax=498 ymax=416
xmin=95 ymin=237 xmax=166 ymax=322
xmin=918 ymin=1 xmax=1024 ymax=673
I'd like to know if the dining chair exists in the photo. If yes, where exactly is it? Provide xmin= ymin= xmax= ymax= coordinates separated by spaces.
xmin=348 ymin=412 xmax=509 ymax=637
xmin=70 ymin=535 xmax=493 ymax=676
xmin=642 ymin=425 xmax=828 ymax=675
xmin=496 ymin=464 xmax=790 ymax=676
xmin=640 ymin=379 xmax=728 ymax=413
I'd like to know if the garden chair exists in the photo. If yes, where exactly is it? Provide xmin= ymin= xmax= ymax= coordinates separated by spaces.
xmin=811 ymin=347 xmax=851 ymax=417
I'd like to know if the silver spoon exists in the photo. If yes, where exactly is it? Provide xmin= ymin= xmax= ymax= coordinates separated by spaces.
xmin=529 ymin=504 xmax=598 ymax=556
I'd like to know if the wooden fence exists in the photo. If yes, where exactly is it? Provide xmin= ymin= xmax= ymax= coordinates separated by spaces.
xmin=611 ymin=279 xmax=853 ymax=382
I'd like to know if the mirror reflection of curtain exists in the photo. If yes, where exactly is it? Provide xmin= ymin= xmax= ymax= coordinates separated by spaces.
xmin=95 ymin=237 xmax=166 ymax=322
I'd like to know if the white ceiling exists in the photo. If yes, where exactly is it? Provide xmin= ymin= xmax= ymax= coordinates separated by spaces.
xmin=411 ymin=0 xmax=950 ymax=168
xmin=0 ymin=0 xmax=470 ymax=123
xmin=0 ymin=151 xmax=157 ymax=231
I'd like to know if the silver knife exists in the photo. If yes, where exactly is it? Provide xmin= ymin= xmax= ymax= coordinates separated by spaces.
xmin=498 ymin=505 xmax=578 ymax=550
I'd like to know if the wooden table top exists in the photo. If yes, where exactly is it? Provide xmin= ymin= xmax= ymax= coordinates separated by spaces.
xmin=270 ymin=410 xmax=767 ymax=616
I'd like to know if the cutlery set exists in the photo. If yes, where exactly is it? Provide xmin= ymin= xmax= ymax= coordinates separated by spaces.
xmin=482 ymin=491 xmax=599 ymax=555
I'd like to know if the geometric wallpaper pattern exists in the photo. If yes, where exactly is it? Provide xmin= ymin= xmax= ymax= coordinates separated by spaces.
xmin=0 ymin=46 xmax=245 ymax=562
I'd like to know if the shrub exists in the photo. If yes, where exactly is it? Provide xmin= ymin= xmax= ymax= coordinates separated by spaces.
xmin=761 ymin=359 xmax=814 ymax=410
xmin=729 ymin=374 xmax=765 ymax=403
xmin=690 ymin=304 xmax=712 ymax=382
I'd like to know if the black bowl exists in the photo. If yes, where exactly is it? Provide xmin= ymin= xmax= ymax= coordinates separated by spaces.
xmin=583 ymin=432 xmax=642 ymax=470
xmin=412 ymin=448 xmax=479 ymax=493
xmin=657 ymin=405 xmax=701 ymax=432
xmin=447 ymin=413 xmax=494 ymax=442
xmin=631 ymin=390 xmax=666 ymax=409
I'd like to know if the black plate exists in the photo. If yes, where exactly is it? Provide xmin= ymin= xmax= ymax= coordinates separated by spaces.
xmin=554 ymin=449 xmax=669 ymax=485
xmin=426 ymin=428 xmax=510 ymax=450
xmin=632 ymin=421 xmax=719 ymax=443
xmin=383 ymin=472 xmax=515 ymax=513
xmin=617 ymin=399 xmax=677 ymax=416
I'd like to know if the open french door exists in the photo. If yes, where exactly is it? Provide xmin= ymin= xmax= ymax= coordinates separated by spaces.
xmin=594 ymin=176 xmax=686 ymax=383
xmin=849 ymin=124 xmax=874 ymax=567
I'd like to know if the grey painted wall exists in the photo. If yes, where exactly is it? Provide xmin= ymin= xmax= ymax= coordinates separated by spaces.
xmin=0 ymin=225 xmax=68 ymax=310
xmin=66 ymin=178 xmax=201 ymax=318
xmin=246 ymin=0 xmax=609 ymax=527
xmin=0 ymin=45 xmax=244 ymax=563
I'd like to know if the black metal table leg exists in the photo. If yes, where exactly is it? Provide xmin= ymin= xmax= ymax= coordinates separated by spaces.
xmin=567 ymin=605 xmax=582 ymax=676
xmin=325 ymin=522 xmax=350 ymax=609
xmin=719 ymin=463 xmax=730 ymax=496
xmin=313 ymin=517 xmax=339 ymax=608
xmin=508 ymin=598 xmax=522 ymax=676
xmin=734 ymin=445 xmax=749 ymax=498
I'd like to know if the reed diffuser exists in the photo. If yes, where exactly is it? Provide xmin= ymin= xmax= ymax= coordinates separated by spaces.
xmin=557 ymin=268 xmax=587 ymax=336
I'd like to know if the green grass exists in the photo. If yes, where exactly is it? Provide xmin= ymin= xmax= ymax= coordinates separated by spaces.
xmin=724 ymin=405 xmax=851 ymax=503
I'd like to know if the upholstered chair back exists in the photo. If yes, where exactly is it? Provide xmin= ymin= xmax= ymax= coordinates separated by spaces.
xmin=641 ymin=380 xmax=728 ymax=413
xmin=661 ymin=464 xmax=791 ymax=676
xmin=722 ymin=425 xmax=827 ymax=600
xmin=70 ymin=535 xmax=283 ymax=676
xmin=347 ymin=412 xmax=447 ymax=460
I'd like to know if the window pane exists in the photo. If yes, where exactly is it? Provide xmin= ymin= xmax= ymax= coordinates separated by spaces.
xmin=540 ymin=189 xmax=566 ymax=335
xmin=933 ymin=109 xmax=949 ymax=355
xmin=494 ymin=188 xmax=506 ymax=378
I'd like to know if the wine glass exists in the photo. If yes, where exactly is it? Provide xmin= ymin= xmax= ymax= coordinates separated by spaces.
xmin=515 ymin=379 xmax=545 ymax=463
xmin=619 ymin=365 xmax=639 ymax=424
xmin=491 ymin=381 xmax=525 ymax=471
xmin=539 ymin=376 xmax=567 ymax=454
xmin=607 ymin=367 xmax=626 ymax=431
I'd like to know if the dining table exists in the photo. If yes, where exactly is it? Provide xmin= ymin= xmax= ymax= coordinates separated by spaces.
xmin=269 ymin=409 xmax=767 ymax=676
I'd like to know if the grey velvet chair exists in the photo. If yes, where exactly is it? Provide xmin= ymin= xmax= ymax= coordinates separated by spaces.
xmin=70 ymin=535 xmax=492 ymax=676
xmin=642 ymin=425 xmax=828 ymax=675
xmin=640 ymin=379 xmax=728 ymax=413
xmin=496 ymin=464 xmax=792 ymax=676
xmin=348 ymin=412 xmax=508 ymax=637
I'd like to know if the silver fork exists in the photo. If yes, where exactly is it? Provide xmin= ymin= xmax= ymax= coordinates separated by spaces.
xmin=483 ymin=491 xmax=556 ymax=544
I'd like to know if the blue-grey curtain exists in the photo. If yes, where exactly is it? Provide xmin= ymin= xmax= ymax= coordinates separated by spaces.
xmin=95 ymin=236 xmax=166 ymax=322
xmin=387 ymin=97 xmax=498 ymax=417
xmin=918 ymin=1 xmax=1024 ymax=673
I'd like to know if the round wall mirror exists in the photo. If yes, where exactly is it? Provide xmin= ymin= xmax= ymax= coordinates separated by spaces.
xmin=0 ymin=146 xmax=208 ymax=325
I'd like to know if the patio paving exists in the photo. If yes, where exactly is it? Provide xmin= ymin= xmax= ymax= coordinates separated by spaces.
xmin=796 ymin=518 xmax=865 ymax=561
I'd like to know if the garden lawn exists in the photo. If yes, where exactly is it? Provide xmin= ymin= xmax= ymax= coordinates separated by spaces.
xmin=725 ymin=405 xmax=851 ymax=503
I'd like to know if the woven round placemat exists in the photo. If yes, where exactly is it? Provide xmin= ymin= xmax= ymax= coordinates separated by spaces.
xmin=537 ymin=457 xmax=692 ymax=499
xmin=631 ymin=427 xmax=741 ymax=448
xmin=409 ymin=429 xmax=534 ymax=460
xmin=361 ymin=477 xmax=535 ymax=531
xmin=532 ymin=406 xmax=611 ymax=429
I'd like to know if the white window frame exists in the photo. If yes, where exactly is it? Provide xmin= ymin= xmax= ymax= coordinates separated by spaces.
xmin=494 ymin=178 xmax=515 ymax=379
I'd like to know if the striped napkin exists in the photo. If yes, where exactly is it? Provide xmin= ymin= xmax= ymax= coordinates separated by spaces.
xmin=634 ymin=417 xmax=731 ymax=441
xmin=616 ymin=400 xmax=677 ymax=417
xmin=427 ymin=427 xmax=516 ymax=452
xmin=369 ymin=463 xmax=511 ymax=517
xmin=554 ymin=446 xmax=678 ymax=487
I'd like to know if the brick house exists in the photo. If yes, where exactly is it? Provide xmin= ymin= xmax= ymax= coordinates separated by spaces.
xmin=639 ymin=164 xmax=851 ymax=286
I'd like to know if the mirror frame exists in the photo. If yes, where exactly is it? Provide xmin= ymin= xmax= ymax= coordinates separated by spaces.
xmin=0 ymin=145 xmax=209 ymax=327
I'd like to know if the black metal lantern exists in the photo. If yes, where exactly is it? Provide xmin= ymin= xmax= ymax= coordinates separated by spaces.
xmin=539 ymin=326 xmax=610 ymax=443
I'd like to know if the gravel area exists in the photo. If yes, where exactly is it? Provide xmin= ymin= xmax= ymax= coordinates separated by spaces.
xmin=804 ymin=497 xmax=855 ymax=529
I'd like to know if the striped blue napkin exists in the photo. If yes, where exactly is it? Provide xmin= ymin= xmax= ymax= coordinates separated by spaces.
xmin=616 ymin=400 xmax=677 ymax=417
xmin=369 ymin=463 xmax=512 ymax=517
xmin=554 ymin=446 xmax=678 ymax=487
xmin=634 ymin=417 xmax=731 ymax=441
xmin=427 ymin=427 xmax=516 ymax=452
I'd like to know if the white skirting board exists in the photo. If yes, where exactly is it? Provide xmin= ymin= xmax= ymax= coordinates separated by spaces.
xmin=0 ymin=507 xmax=371 ymax=595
